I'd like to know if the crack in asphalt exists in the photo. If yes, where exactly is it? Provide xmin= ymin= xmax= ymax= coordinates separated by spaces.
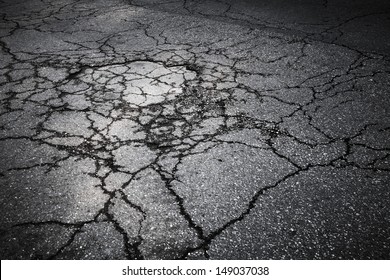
xmin=0 ymin=0 xmax=389 ymax=259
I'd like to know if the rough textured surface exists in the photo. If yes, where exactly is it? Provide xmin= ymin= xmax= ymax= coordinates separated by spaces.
xmin=0 ymin=0 xmax=389 ymax=259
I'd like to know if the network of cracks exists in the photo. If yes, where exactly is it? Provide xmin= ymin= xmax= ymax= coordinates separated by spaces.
xmin=0 ymin=0 xmax=389 ymax=259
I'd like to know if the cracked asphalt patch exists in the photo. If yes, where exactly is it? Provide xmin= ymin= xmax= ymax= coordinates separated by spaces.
xmin=0 ymin=0 xmax=389 ymax=259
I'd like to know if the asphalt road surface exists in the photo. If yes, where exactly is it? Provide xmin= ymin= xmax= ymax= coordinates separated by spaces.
xmin=0 ymin=0 xmax=389 ymax=260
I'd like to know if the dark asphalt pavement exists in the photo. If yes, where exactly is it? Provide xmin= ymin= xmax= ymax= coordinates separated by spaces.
xmin=0 ymin=0 xmax=389 ymax=259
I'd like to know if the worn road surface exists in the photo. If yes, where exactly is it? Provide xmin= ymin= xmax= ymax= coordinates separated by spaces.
xmin=1 ymin=0 xmax=390 ymax=259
